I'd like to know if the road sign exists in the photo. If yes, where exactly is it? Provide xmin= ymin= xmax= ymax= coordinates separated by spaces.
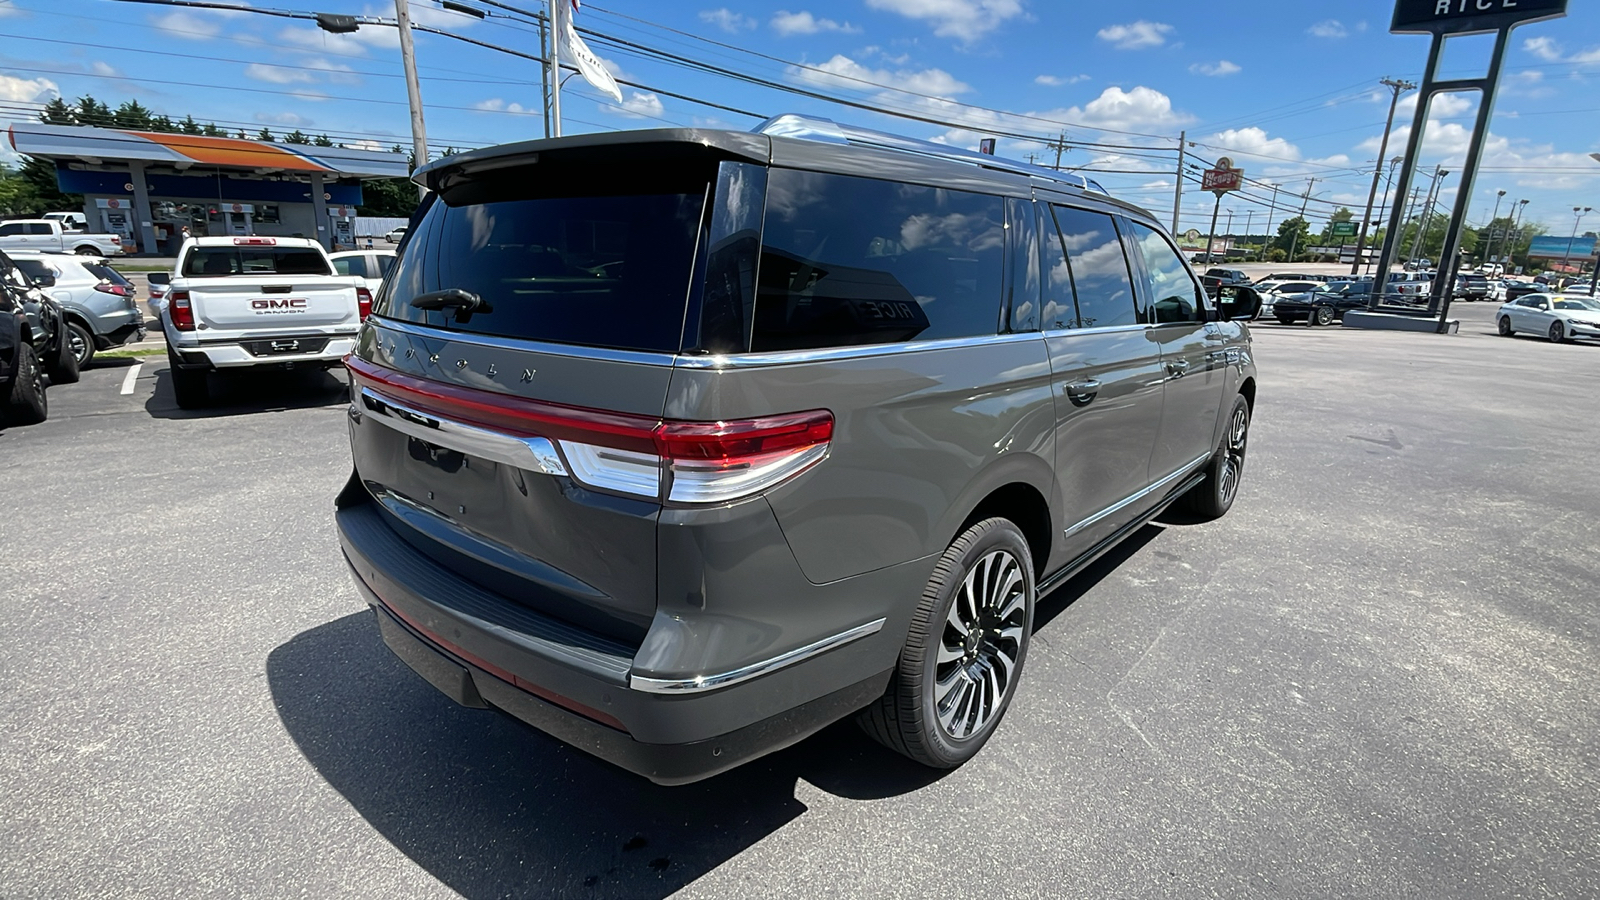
xmin=1391 ymin=0 xmax=1566 ymax=36
xmin=1202 ymin=157 xmax=1243 ymax=195
xmin=1332 ymin=221 xmax=1357 ymax=237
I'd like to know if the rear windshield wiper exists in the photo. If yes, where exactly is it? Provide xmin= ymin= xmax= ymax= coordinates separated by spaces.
xmin=410 ymin=288 xmax=492 ymax=324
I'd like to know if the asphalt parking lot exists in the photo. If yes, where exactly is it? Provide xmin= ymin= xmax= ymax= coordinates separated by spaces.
xmin=1 ymin=301 xmax=1596 ymax=899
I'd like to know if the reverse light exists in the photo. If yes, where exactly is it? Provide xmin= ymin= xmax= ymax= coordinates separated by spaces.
xmin=168 ymin=290 xmax=194 ymax=331
xmin=356 ymin=286 xmax=373 ymax=321
xmin=346 ymin=357 xmax=833 ymax=505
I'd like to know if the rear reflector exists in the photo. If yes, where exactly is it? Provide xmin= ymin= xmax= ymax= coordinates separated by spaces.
xmin=168 ymin=290 xmax=194 ymax=331
xmin=356 ymin=286 xmax=373 ymax=321
xmin=232 ymin=236 xmax=277 ymax=245
xmin=346 ymin=356 xmax=832 ymax=505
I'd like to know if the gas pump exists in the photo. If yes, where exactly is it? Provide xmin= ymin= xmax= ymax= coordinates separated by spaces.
xmin=94 ymin=198 xmax=137 ymax=248
xmin=329 ymin=205 xmax=355 ymax=249
xmin=220 ymin=203 xmax=254 ymax=235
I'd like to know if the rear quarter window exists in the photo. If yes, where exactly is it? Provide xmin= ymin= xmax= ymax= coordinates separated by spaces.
xmin=752 ymin=170 xmax=1005 ymax=351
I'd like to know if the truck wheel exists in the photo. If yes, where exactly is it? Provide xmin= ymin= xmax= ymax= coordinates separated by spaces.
xmin=167 ymin=346 xmax=210 ymax=409
xmin=73 ymin=245 xmax=99 ymax=256
xmin=47 ymin=328 xmax=80 ymax=385
xmin=66 ymin=322 xmax=95 ymax=367
xmin=4 ymin=342 xmax=48 ymax=425
xmin=1178 ymin=394 xmax=1250 ymax=520
xmin=859 ymin=518 xmax=1034 ymax=769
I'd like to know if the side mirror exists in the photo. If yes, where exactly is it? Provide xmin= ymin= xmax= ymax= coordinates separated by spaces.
xmin=1216 ymin=286 xmax=1262 ymax=321
xmin=147 ymin=272 xmax=171 ymax=286
xmin=31 ymin=274 xmax=55 ymax=288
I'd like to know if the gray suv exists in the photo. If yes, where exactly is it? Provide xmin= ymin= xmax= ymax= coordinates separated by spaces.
xmin=336 ymin=116 xmax=1259 ymax=784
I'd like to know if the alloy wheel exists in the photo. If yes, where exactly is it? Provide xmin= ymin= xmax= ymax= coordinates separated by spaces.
xmin=1218 ymin=403 xmax=1249 ymax=506
xmin=935 ymin=550 xmax=1027 ymax=740
xmin=1549 ymin=321 xmax=1564 ymax=343
xmin=67 ymin=329 xmax=88 ymax=365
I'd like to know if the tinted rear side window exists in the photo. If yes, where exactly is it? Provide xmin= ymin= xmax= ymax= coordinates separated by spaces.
xmin=378 ymin=190 xmax=708 ymax=353
xmin=753 ymin=170 xmax=1005 ymax=352
xmin=182 ymin=248 xmax=332 ymax=277
xmin=1128 ymin=222 xmax=1203 ymax=324
xmin=12 ymin=259 xmax=52 ymax=281
xmin=1051 ymin=206 xmax=1137 ymax=329
xmin=82 ymin=263 xmax=132 ymax=288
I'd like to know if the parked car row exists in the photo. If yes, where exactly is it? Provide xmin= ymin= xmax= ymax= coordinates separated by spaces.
xmin=0 ymin=250 xmax=111 ymax=426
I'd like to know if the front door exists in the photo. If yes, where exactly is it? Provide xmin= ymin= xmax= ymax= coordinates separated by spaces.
xmin=1124 ymin=219 xmax=1226 ymax=482
xmin=1042 ymin=202 xmax=1165 ymax=559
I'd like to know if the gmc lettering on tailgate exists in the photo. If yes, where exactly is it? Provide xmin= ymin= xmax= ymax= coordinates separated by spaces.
xmin=251 ymin=298 xmax=308 ymax=314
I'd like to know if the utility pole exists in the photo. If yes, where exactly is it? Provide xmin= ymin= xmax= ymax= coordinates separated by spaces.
xmin=1262 ymin=184 xmax=1282 ymax=260
xmin=539 ymin=9 xmax=551 ymax=137
xmin=548 ymin=0 xmax=563 ymax=136
xmin=1172 ymin=131 xmax=1186 ymax=234
xmin=1483 ymin=189 xmax=1506 ymax=269
xmin=1287 ymin=178 xmax=1316 ymax=263
xmin=1223 ymin=207 xmax=1234 ymax=255
xmin=394 ymin=0 xmax=429 ymax=198
xmin=1410 ymin=166 xmax=1448 ymax=265
xmin=1244 ymin=209 xmax=1255 ymax=258
xmin=1051 ymin=132 xmax=1068 ymax=170
xmin=1352 ymin=77 xmax=1415 ymax=275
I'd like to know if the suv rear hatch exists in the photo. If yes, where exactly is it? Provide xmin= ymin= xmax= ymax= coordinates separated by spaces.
xmin=347 ymin=146 xmax=734 ymax=645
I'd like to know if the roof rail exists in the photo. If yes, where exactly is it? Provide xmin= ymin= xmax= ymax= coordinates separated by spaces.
xmin=753 ymin=114 xmax=1108 ymax=195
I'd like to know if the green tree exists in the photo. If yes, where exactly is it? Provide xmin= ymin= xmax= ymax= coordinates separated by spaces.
xmin=256 ymin=128 xmax=275 ymax=142
xmin=73 ymin=96 xmax=114 ymax=127
xmin=283 ymin=129 xmax=310 ymax=144
xmin=312 ymin=134 xmax=335 ymax=147
xmin=39 ymin=97 xmax=75 ymax=124
xmin=1273 ymin=216 xmax=1311 ymax=260
xmin=112 ymin=99 xmax=155 ymax=130
xmin=179 ymin=115 xmax=202 ymax=135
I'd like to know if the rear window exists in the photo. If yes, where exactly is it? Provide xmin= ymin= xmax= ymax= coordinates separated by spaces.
xmin=182 ymin=248 xmax=332 ymax=277
xmin=377 ymin=184 xmax=708 ymax=354
xmin=12 ymin=259 xmax=54 ymax=281
xmin=83 ymin=263 xmax=132 ymax=288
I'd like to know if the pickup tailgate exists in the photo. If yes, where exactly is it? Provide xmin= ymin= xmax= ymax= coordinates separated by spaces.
xmin=181 ymin=276 xmax=360 ymax=331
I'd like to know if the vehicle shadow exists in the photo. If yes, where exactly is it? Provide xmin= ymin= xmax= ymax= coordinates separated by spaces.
xmin=1034 ymin=524 xmax=1164 ymax=632
xmin=145 ymin=363 xmax=348 ymax=419
xmin=83 ymin=356 xmax=142 ymax=370
xmin=268 ymin=612 xmax=948 ymax=900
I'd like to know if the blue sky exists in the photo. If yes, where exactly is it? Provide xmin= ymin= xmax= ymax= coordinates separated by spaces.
xmin=3 ymin=0 xmax=1599 ymax=236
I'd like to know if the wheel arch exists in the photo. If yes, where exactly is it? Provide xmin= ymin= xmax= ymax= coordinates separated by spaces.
xmin=952 ymin=480 xmax=1054 ymax=581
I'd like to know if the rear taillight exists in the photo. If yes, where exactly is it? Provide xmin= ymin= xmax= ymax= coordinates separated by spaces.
xmin=94 ymin=282 xmax=129 ymax=296
xmin=169 ymin=290 xmax=194 ymax=331
xmin=346 ymin=357 xmax=832 ymax=505
xmin=111 ymin=236 xmax=121 ymax=245
xmin=356 ymin=286 xmax=373 ymax=321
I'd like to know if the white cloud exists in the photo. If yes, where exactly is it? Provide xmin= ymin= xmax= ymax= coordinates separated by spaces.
xmin=344 ymin=139 xmax=383 ymax=152
xmin=0 ymin=3 xmax=22 ymax=17
xmin=153 ymin=10 xmax=222 ymax=39
xmin=1072 ymin=85 xmax=1191 ymax=132
xmin=1190 ymin=60 xmax=1241 ymax=77
xmin=599 ymin=91 xmax=665 ymax=120
xmin=864 ymin=0 xmax=1024 ymax=40
xmin=1205 ymin=127 xmax=1301 ymax=165
xmin=1096 ymin=21 xmax=1174 ymax=50
xmin=1399 ymin=91 xmax=1475 ymax=119
xmin=771 ymin=10 xmax=859 ymax=36
xmin=790 ymin=54 xmax=971 ymax=98
xmin=279 ymin=19 xmax=397 ymax=55
xmin=473 ymin=98 xmax=532 ymax=114
xmin=90 ymin=61 xmax=119 ymax=77
xmin=1308 ymin=19 xmax=1348 ymax=39
xmin=256 ymin=111 xmax=313 ymax=127
xmin=245 ymin=63 xmax=316 ymax=85
xmin=0 ymin=73 xmax=57 ymax=103
xmin=1035 ymin=74 xmax=1089 ymax=87
xmin=1522 ymin=36 xmax=1600 ymax=66
xmin=699 ymin=8 xmax=756 ymax=32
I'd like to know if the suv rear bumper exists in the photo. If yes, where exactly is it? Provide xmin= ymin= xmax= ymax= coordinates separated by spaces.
xmin=336 ymin=497 xmax=908 ymax=785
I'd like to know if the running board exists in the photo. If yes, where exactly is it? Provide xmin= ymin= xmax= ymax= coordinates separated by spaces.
xmin=1036 ymin=470 xmax=1208 ymax=598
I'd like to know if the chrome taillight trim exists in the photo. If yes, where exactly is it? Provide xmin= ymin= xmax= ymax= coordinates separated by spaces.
xmin=357 ymin=387 xmax=568 ymax=476
xmin=559 ymin=441 xmax=662 ymax=498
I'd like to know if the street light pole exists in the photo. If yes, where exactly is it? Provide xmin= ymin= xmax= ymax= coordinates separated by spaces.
xmin=548 ymin=0 xmax=563 ymax=136
xmin=1287 ymin=178 xmax=1316 ymax=263
xmin=1409 ymin=166 xmax=1448 ymax=266
xmin=1353 ymin=78 xmax=1416 ymax=275
xmin=1483 ymin=189 xmax=1506 ymax=270
xmin=1561 ymin=205 xmax=1591 ymax=278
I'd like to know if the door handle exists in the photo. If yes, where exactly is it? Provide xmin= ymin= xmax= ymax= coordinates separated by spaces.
xmin=1166 ymin=360 xmax=1190 ymax=378
xmin=1065 ymin=379 xmax=1101 ymax=407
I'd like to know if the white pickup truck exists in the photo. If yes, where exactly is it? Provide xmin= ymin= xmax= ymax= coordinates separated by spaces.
xmin=159 ymin=236 xmax=369 ymax=408
xmin=0 ymin=219 xmax=124 ymax=256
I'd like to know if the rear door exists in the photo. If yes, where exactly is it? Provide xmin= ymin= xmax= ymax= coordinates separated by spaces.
xmin=1123 ymin=219 xmax=1226 ymax=483
xmin=348 ymin=163 xmax=713 ymax=643
xmin=1042 ymin=202 xmax=1165 ymax=557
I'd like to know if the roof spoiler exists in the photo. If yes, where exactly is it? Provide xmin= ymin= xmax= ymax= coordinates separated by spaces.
xmin=753 ymin=114 xmax=1109 ymax=195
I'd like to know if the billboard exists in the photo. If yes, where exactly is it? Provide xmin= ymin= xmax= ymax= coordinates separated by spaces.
xmin=1391 ymin=0 xmax=1566 ymax=36
xmin=1526 ymin=235 xmax=1597 ymax=260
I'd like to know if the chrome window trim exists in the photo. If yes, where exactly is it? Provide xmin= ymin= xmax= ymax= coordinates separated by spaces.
xmin=628 ymin=617 xmax=887 ymax=694
xmin=357 ymin=387 xmax=569 ymax=476
xmin=371 ymin=317 xmax=681 ymax=367
xmin=1063 ymin=452 xmax=1211 ymax=538
xmin=1040 ymin=323 xmax=1157 ymax=339
xmin=672 ymin=331 xmax=1042 ymax=370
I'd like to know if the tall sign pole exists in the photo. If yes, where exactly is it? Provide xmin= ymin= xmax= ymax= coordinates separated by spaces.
xmin=394 ymin=0 xmax=429 ymax=199
xmin=1172 ymin=131 xmax=1186 ymax=234
xmin=548 ymin=0 xmax=563 ymax=136
xmin=1370 ymin=0 xmax=1568 ymax=331
xmin=1200 ymin=157 xmax=1243 ymax=264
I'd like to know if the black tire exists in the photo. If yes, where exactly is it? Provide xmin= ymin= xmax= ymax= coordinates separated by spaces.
xmin=1275 ymin=315 xmax=1295 ymax=326
xmin=47 ymin=327 xmax=80 ymax=385
xmin=73 ymin=245 xmax=99 ymax=256
xmin=1498 ymin=316 xmax=1514 ymax=337
xmin=1548 ymin=321 xmax=1565 ymax=343
xmin=66 ymin=321 xmax=95 ymax=367
xmin=167 ymin=345 xmax=210 ymax=409
xmin=858 ymin=518 xmax=1034 ymax=769
xmin=1177 ymin=394 xmax=1250 ymax=520
xmin=4 ymin=342 xmax=48 ymax=425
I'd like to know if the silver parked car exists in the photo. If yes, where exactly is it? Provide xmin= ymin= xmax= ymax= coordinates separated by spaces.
xmin=1497 ymin=293 xmax=1600 ymax=342
xmin=8 ymin=252 xmax=146 ymax=366
xmin=336 ymin=116 xmax=1260 ymax=783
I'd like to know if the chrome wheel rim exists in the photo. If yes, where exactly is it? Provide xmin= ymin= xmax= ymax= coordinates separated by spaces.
xmin=67 ymin=330 xmax=87 ymax=364
xmin=935 ymin=549 xmax=1027 ymax=740
xmin=1218 ymin=405 xmax=1249 ymax=505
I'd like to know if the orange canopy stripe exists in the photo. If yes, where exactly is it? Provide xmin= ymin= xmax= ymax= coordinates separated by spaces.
xmin=126 ymin=131 xmax=333 ymax=172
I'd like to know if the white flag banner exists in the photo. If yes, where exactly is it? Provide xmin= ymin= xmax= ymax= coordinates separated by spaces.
xmin=562 ymin=17 xmax=623 ymax=104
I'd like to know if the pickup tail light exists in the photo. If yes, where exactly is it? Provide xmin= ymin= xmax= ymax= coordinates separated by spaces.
xmin=356 ymin=286 xmax=373 ymax=321
xmin=346 ymin=357 xmax=832 ymax=505
xmin=169 ymin=290 xmax=195 ymax=331
xmin=110 ymin=236 xmax=122 ymax=245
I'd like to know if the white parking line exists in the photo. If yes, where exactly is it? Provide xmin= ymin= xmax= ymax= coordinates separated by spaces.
xmin=120 ymin=363 xmax=143 ymax=396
